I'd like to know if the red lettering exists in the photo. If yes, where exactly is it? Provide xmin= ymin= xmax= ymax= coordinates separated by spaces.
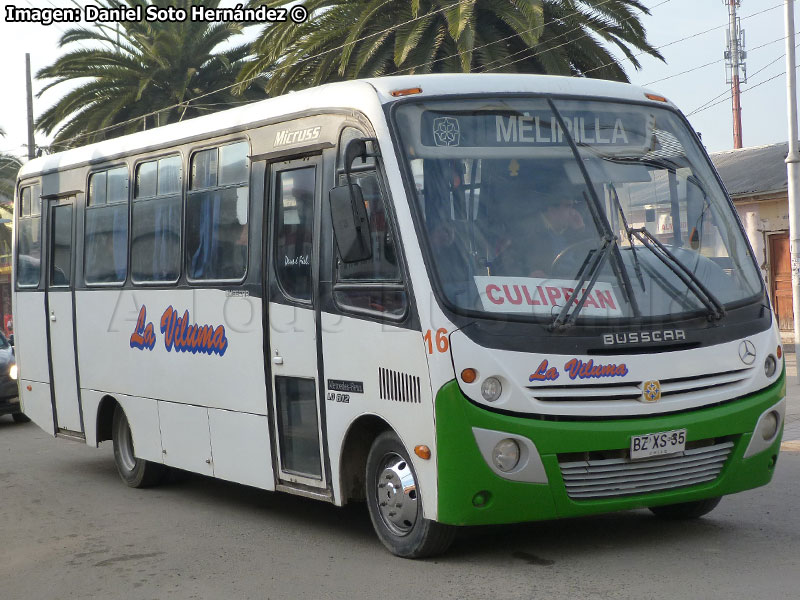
xmin=564 ymin=358 xmax=580 ymax=379
xmin=212 ymin=326 xmax=228 ymax=353
xmin=160 ymin=306 xmax=176 ymax=351
xmin=537 ymin=286 xmax=547 ymax=304
xmin=546 ymin=286 xmax=562 ymax=306
xmin=503 ymin=285 xmax=523 ymax=305
xmin=130 ymin=306 xmax=155 ymax=350
xmin=522 ymin=285 xmax=540 ymax=305
xmin=581 ymin=289 xmax=599 ymax=308
xmin=486 ymin=284 xmax=504 ymax=305
xmin=596 ymin=290 xmax=617 ymax=310
xmin=529 ymin=359 xmax=559 ymax=382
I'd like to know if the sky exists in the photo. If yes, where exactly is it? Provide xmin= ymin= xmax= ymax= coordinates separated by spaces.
xmin=0 ymin=0 xmax=798 ymax=162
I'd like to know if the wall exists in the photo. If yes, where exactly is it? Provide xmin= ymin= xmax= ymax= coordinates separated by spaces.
xmin=734 ymin=195 xmax=788 ymax=289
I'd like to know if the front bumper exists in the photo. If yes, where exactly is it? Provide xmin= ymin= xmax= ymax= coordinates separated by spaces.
xmin=435 ymin=372 xmax=785 ymax=526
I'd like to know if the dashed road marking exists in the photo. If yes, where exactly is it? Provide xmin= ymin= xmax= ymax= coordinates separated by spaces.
xmin=781 ymin=440 xmax=800 ymax=452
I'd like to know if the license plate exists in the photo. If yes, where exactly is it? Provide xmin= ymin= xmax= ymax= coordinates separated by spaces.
xmin=630 ymin=428 xmax=686 ymax=460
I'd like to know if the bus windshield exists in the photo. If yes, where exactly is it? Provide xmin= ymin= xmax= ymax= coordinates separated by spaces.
xmin=394 ymin=97 xmax=763 ymax=323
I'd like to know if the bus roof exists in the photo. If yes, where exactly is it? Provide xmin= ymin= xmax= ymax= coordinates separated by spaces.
xmin=19 ymin=74 xmax=668 ymax=180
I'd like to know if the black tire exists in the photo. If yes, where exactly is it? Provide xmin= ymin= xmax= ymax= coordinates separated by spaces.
xmin=649 ymin=496 xmax=722 ymax=520
xmin=112 ymin=405 xmax=164 ymax=488
xmin=366 ymin=430 xmax=455 ymax=558
xmin=12 ymin=412 xmax=30 ymax=423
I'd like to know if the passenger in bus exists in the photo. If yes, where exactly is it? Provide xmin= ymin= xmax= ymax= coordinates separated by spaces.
xmin=492 ymin=189 xmax=588 ymax=278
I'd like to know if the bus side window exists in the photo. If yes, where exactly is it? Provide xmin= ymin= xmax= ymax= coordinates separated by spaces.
xmin=333 ymin=169 xmax=406 ymax=318
xmin=85 ymin=166 xmax=128 ymax=284
xmin=186 ymin=142 xmax=249 ymax=281
xmin=275 ymin=167 xmax=315 ymax=302
xmin=131 ymin=156 xmax=182 ymax=283
xmin=17 ymin=183 xmax=42 ymax=287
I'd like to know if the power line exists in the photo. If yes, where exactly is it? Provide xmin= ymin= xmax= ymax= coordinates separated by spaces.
xmin=687 ymin=42 xmax=798 ymax=116
xmin=690 ymin=70 xmax=793 ymax=117
xmin=644 ymin=32 xmax=791 ymax=86
xmin=490 ymin=1 xmax=783 ymax=75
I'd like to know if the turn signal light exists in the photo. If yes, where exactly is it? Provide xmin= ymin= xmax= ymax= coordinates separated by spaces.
xmin=645 ymin=93 xmax=668 ymax=102
xmin=777 ymin=345 xmax=782 ymax=359
xmin=414 ymin=445 xmax=431 ymax=460
xmin=461 ymin=368 xmax=477 ymax=384
xmin=391 ymin=87 xmax=422 ymax=97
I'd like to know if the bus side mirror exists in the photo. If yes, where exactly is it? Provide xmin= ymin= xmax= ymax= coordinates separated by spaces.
xmin=330 ymin=137 xmax=378 ymax=263
xmin=330 ymin=183 xmax=372 ymax=263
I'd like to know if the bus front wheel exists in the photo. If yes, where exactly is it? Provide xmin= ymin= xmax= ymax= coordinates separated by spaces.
xmin=649 ymin=496 xmax=722 ymax=519
xmin=365 ymin=431 xmax=455 ymax=558
xmin=112 ymin=406 xmax=163 ymax=488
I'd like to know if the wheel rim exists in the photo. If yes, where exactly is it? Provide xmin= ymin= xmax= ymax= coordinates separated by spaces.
xmin=114 ymin=412 xmax=136 ymax=473
xmin=375 ymin=452 xmax=419 ymax=536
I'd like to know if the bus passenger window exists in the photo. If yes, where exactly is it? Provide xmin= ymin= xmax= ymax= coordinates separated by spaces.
xmin=187 ymin=142 xmax=249 ymax=281
xmin=275 ymin=167 xmax=315 ymax=301
xmin=51 ymin=205 xmax=73 ymax=287
xmin=17 ymin=183 xmax=42 ymax=287
xmin=132 ymin=157 xmax=181 ymax=283
xmin=85 ymin=166 xmax=128 ymax=284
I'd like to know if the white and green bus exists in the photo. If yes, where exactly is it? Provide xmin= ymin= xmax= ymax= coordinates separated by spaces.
xmin=13 ymin=74 xmax=785 ymax=557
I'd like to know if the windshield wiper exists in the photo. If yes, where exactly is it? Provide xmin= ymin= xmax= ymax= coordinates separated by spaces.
xmin=546 ymin=99 xmax=641 ymax=325
xmin=630 ymin=227 xmax=726 ymax=320
xmin=550 ymin=234 xmax=617 ymax=331
xmin=608 ymin=184 xmax=646 ymax=292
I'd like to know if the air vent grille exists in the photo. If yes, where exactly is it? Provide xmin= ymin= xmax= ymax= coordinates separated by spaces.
xmin=379 ymin=368 xmax=421 ymax=403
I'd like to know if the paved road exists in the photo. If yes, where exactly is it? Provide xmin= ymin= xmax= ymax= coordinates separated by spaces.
xmin=1 ymin=419 xmax=798 ymax=600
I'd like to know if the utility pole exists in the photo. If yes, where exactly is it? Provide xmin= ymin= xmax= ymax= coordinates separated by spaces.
xmin=785 ymin=0 xmax=800 ymax=377
xmin=725 ymin=0 xmax=747 ymax=149
xmin=25 ymin=53 xmax=35 ymax=160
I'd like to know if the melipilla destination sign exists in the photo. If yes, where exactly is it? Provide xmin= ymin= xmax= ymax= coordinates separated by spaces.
xmin=421 ymin=110 xmax=648 ymax=149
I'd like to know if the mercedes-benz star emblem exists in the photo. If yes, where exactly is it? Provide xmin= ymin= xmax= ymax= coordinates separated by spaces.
xmin=738 ymin=340 xmax=757 ymax=365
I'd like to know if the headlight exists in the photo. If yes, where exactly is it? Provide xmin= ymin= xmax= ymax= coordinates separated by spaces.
xmin=758 ymin=410 xmax=780 ymax=441
xmin=9 ymin=364 xmax=17 ymax=380
xmin=764 ymin=355 xmax=777 ymax=378
xmin=481 ymin=377 xmax=502 ymax=402
xmin=492 ymin=439 xmax=521 ymax=472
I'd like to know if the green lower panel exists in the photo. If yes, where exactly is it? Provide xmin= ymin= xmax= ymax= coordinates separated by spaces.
xmin=435 ymin=373 xmax=785 ymax=526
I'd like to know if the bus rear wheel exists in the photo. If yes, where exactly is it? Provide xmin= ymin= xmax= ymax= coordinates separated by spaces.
xmin=112 ymin=406 xmax=163 ymax=488
xmin=365 ymin=431 xmax=455 ymax=558
xmin=649 ymin=497 xmax=722 ymax=519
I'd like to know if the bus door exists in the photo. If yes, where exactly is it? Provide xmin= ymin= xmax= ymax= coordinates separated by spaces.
xmin=46 ymin=196 xmax=83 ymax=434
xmin=266 ymin=157 xmax=328 ymax=491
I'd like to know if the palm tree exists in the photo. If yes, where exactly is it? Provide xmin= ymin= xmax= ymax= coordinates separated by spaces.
xmin=0 ymin=128 xmax=22 ymax=203
xmin=238 ymin=0 xmax=662 ymax=96
xmin=36 ymin=0 xmax=268 ymax=150
xmin=0 ymin=155 xmax=22 ymax=202
xmin=496 ymin=0 xmax=662 ymax=80
xmin=0 ymin=127 xmax=22 ymax=274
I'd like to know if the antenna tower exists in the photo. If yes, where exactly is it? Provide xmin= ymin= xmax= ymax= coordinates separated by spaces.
xmin=724 ymin=0 xmax=747 ymax=148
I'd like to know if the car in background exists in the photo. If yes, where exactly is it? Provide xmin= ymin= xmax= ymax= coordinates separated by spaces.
xmin=0 ymin=332 xmax=26 ymax=423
